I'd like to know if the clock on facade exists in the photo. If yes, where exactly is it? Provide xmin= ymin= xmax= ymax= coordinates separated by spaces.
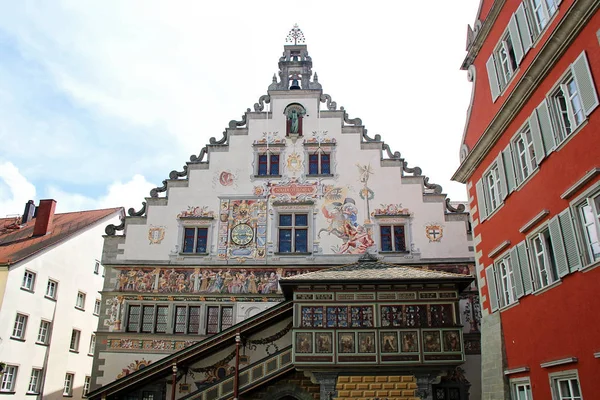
xmin=231 ymin=223 xmax=254 ymax=246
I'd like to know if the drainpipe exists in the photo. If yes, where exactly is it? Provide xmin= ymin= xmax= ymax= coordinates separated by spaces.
xmin=171 ymin=363 xmax=178 ymax=400
xmin=234 ymin=332 xmax=241 ymax=400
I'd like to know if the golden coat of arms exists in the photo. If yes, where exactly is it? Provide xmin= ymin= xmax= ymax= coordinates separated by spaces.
xmin=425 ymin=224 xmax=443 ymax=242
xmin=148 ymin=226 xmax=166 ymax=245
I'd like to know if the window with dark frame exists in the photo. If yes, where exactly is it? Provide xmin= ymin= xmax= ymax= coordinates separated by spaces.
xmin=308 ymin=152 xmax=331 ymax=175
xmin=174 ymin=305 xmax=201 ymax=334
xmin=183 ymin=227 xmax=208 ymax=254
xmin=380 ymin=225 xmax=406 ymax=252
xmin=278 ymin=213 xmax=308 ymax=253
xmin=257 ymin=153 xmax=280 ymax=176
xmin=206 ymin=306 xmax=233 ymax=334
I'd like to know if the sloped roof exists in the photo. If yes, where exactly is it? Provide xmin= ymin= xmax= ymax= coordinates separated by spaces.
xmin=0 ymin=207 xmax=122 ymax=265
xmin=280 ymin=259 xmax=472 ymax=283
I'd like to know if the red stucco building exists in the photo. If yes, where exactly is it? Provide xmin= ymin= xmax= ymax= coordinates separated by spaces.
xmin=453 ymin=0 xmax=599 ymax=399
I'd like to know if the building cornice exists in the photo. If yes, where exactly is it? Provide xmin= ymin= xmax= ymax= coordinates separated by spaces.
xmin=453 ymin=0 xmax=599 ymax=183
xmin=461 ymin=0 xmax=507 ymax=70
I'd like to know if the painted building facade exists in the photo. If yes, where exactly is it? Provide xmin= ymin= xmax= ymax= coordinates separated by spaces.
xmin=93 ymin=30 xmax=480 ymax=399
xmin=454 ymin=1 xmax=599 ymax=399
xmin=0 ymin=200 xmax=122 ymax=399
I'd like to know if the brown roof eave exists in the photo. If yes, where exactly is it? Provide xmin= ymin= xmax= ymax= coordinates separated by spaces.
xmin=280 ymin=277 xmax=474 ymax=292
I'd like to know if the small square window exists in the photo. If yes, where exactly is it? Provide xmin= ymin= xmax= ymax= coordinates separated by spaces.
xmin=28 ymin=368 xmax=43 ymax=394
xmin=46 ymin=279 xmax=58 ymax=299
xmin=69 ymin=329 xmax=81 ymax=352
xmin=37 ymin=320 xmax=51 ymax=344
xmin=278 ymin=213 xmax=309 ymax=253
xmin=63 ymin=373 xmax=74 ymax=396
xmin=22 ymin=270 xmax=36 ymax=291
xmin=308 ymin=152 xmax=331 ymax=175
xmin=206 ymin=305 xmax=234 ymax=335
xmin=76 ymin=292 xmax=86 ymax=310
xmin=183 ymin=227 xmax=208 ymax=254
xmin=380 ymin=225 xmax=406 ymax=252
xmin=510 ymin=378 xmax=532 ymax=400
xmin=256 ymin=152 xmax=280 ymax=176
xmin=12 ymin=313 xmax=28 ymax=339
xmin=94 ymin=299 xmax=101 ymax=316
xmin=1 ymin=365 xmax=18 ymax=392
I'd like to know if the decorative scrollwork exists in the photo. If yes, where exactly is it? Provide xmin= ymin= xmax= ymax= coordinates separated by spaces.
xmin=128 ymin=202 xmax=147 ymax=217
xmin=423 ymin=176 xmax=443 ymax=194
xmin=228 ymin=110 xmax=249 ymax=129
xmin=341 ymin=107 xmax=362 ymax=126
xmin=150 ymin=180 xmax=168 ymax=198
xmin=319 ymin=94 xmax=337 ymax=111
xmin=362 ymin=128 xmax=382 ymax=143
xmin=383 ymin=143 xmax=401 ymax=159
xmin=190 ymin=147 xmax=208 ymax=163
xmin=169 ymin=166 xmax=188 ymax=180
xmin=445 ymin=198 xmax=466 ymax=213
xmin=190 ymin=349 xmax=236 ymax=374
xmin=105 ymin=217 xmax=125 ymax=236
xmin=402 ymin=161 xmax=422 ymax=176
xmin=209 ymin=131 xmax=228 ymax=146
xmin=254 ymin=95 xmax=271 ymax=112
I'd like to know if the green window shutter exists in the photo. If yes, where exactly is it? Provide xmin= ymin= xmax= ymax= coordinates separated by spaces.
xmin=487 ymin=55 xmax=501 ymax=102
xmin=548 ymin=216 xmax=569 ymax=278
xmin=571 ymin=51 xmax=599 ymax=116
xmin=515 ymin=3 xmax=532 ymax=57
xmin=496 ymin=154 xmax=508 ymax=201
xmin=502 ymin=145 xmax=517 ymax=193
xmin=485 ymin=266 xmax=499 ymax=312
xmin=516 ymin=241 xmax=533 ymax=294
xmin=528 ymin=112 xmax=546 ymax=164
xmin=476 ymin=179 xmax=488 ymax=222
xmin=558 ymin=208 xmax=582 ymax=272
xmin=508 ymin=14 xmax=524 ymax=65
xmin=510 ymin=247 xmax=524 ymax=298
xmin=536 ymin=100 xmax=555 ymax=154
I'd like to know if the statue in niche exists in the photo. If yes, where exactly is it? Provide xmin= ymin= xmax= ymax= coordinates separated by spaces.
xmin=285 ymin=104 xmax=305 ymax=136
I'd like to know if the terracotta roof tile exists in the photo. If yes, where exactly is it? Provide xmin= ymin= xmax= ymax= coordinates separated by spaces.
xmin=0 ymin=207 xmax=122 ymax=265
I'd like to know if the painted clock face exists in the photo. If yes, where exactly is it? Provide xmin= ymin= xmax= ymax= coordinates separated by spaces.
xmin=231 ymin=223 xmax=254 ymax=246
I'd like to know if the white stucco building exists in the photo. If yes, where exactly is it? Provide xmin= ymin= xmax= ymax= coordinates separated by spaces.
xmin=0 ymin=200 xmax=122 ymax=399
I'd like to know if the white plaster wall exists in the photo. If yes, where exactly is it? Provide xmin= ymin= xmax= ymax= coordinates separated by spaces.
xmin=119 ymin=91 xmax=471 ymax=264
xmin=0 ymin=212 xmax=121 ymax=399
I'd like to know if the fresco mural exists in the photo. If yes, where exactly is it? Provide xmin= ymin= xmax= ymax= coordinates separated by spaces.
xmin=213 ymin=170 xmax=241 ymax=188
xmin=117 ymin=359 xmax=152 ymax=379
xmin=115 ymin=267 xmax=314 ymax=294
xmin=177 ymin=206 xmax=215 ymax=219
xmin=371 ymin=204 xmax=411 ymax=216
xmin=319 ymin=185 xmax=374 ymax=254
xmin=217 ymin=199 xmax=268 ymax=260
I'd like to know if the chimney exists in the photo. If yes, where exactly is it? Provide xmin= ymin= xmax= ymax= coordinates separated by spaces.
xmin=33 ymin=199 xmax=57 ymax=236
xmin=22 ymin=200 xmax=36 ymax=224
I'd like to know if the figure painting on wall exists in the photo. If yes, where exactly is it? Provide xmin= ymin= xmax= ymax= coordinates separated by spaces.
xmin=315 ymin=332 xmax=333 ymax=353
xmin=296 ymin=332 xmax=312 ymax=353
xmin=339 ymin=332 xmax=355 ymax=353
xmin=443 ymin=331 xmax=462 ymax=352
xmin=423 ymin=331 xmax=442 ymax=352
xmin=381 ymin=332 xmax=398 ymax=353
xmin=358 ymin=332 xmax=376 ymax=353
xmin=400 ymin=331 xmax=419 ymax=353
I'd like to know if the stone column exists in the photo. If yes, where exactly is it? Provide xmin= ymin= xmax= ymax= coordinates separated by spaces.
xmin=415 ymin=373 xmax=441 ymax=400
xmin=311 ymin=372 xmax=338 ymax=400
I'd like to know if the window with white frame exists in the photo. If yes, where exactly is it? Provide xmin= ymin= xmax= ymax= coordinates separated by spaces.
xmin=277 ymin=213 xmax=309 ymax=253
xmin=511 ymin=379 xmax=533 ymax=400
xmin=84 ymin=376 xmax=91 ymax=397
xmin=512 ymin=126 xmax=538 ymax=182
xmin=494 ymin=31 xmax=518 ymax=90
xmin=63 ymin=373 xmax=74 ymax=396
xmin=527 ymin=0 xmax=558 ymax=36
xmin=182 ymin=227 xmax=209 ymax=254
xmin=126 ymin=304 xmax=169 ymax=333
xmin=485 ymin=164 xmax=503 ymax=212
xmin=69 ymin=329 xmax=81 ymax=352
xmin=496 ymin=256 xmax=517 ymax=307
xmin=0 ymin=365 xmax=18 ymax=392
xmin=94 ymin=260 xmax=100 ymax=274
xmin=577 ymin=192 xmax=600 ymax=264
xmin=550 ymin=371 xmax=583 ymax=400
xmin=529 ymin=228 xmax=559 ymax=289
xmin=22 ymin=270 xmax=36 ymax=291
xmin=46 ymin=279 xmax=58 ymax=299
xmin=76 ymin=291 xmax=86 ymax=310
xmin=206 ymin=305 xmax=234 ymax=334
xmin=37 ymin=320 xmax=51 ymax=344
xmin=550 ymin=74 xmax=585 ymax=144
xmin=28 ymin=368 xmax=42 ymax=394
xmin=12 ymin=313 xmax=28 ymax=339
xmin=94 ymin=299 xmax=101 ymax=315
xmin=88 ymin=334 xmax=96 ymax=355
xmin=174 ymin=305 xmax=202 ymax=334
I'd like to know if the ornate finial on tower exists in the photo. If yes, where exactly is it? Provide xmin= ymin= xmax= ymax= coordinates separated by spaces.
xmin=286 ymin=23 xmax=305 ymax=45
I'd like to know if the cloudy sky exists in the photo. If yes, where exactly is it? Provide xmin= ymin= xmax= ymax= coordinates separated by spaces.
xmin=0 ymin=1 xmax=480 ymax=215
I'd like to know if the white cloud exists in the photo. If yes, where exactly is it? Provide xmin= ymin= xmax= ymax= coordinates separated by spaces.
xmin=0 ymin=161 xmax=37 ymax=216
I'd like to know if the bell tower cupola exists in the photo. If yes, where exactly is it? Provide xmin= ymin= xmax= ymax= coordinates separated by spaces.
xmin=268 ymin=24 xmax=322 ymax=91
